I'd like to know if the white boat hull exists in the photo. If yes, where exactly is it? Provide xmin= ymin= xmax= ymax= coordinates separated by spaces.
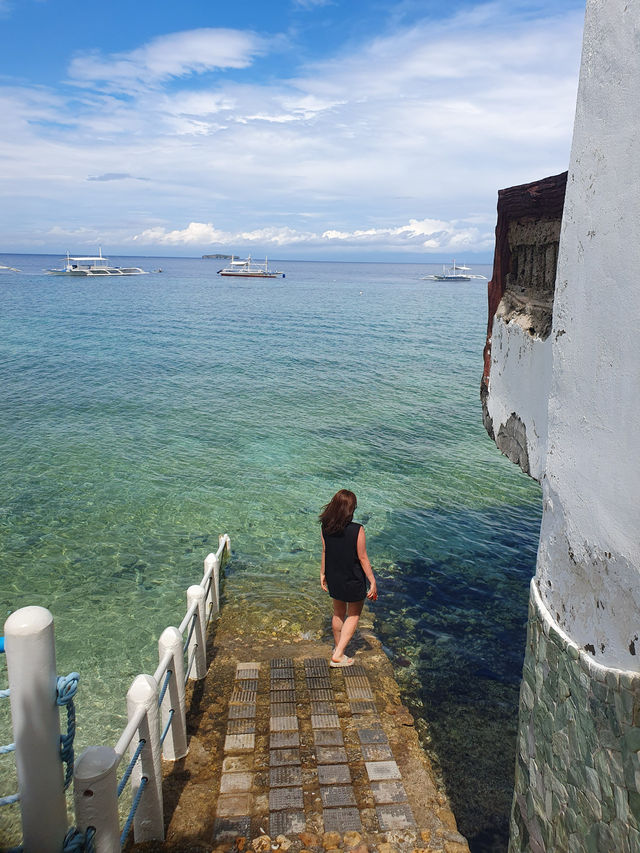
xmin=48 ymin=249 xmax=148 ymax=276
xmin=217 ymin=255 xmax=284 ymax=278
xmin=423 ymin=260 xmax=486 ymax=282
xmin=218 ymin=271 xmax=282 ymax=278
xmin=431 ymin=274 xmax=472 ymax=281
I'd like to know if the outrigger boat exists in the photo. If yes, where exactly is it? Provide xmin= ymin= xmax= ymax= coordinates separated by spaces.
xmin=48 ymin=249 xmax=148 ymax=276
xmin=423 ymin=260 xmax=487 ymax=281
xmin=217 ymin=255 xmax=285 ymax=278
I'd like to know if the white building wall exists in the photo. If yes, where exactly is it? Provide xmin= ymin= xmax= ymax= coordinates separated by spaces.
xmin=536 ymin=0 xmax=640 ymax=669
xmin=484 ymin=3 xmax=640 ymax=850
xmin=486 ymin=319 xmax=552 ymax=482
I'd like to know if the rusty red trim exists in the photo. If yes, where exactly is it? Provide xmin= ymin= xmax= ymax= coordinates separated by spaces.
xmin=482 ymin=171 xmax=568 ymax=389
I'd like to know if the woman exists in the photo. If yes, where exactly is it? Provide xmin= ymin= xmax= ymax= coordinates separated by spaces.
xmin=319 ymin=489 xmax=377 ymax=667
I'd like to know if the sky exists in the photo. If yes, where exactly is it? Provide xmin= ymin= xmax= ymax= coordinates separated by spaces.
xmin=0 ymin=0 xmax=586 ymax=260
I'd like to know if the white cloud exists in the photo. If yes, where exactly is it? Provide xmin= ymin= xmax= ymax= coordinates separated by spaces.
xmin=130 ymin=216 xmax=493 ymax=254
xmin=87 ymin=172 xmax=149 ymax=182
xmin=67 ymin=29 xmax=267 ymax=92
xmin=133 ymin=222 xmax=228 ymax=245
xmin=292 ymin=0 xmax=334 ymax=8
xmin=0 ymin=4 xmax=584 ymax=256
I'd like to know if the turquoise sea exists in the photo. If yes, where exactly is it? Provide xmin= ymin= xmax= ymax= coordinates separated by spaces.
xmin=0 ymin=254 xmax=541 ymax=851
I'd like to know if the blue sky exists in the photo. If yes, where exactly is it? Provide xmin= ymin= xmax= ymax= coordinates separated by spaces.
xmin=1 ymin=0 xmax=585 ymax=260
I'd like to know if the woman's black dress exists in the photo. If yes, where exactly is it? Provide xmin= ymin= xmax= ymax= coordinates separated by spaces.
xmin=323 ymin=521 xmax=367 ymax=602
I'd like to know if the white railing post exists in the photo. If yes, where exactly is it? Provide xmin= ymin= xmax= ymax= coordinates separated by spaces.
xmin=186 ymin=585 xmax=207 ymax=680
xmin=158 ymin=627 xmax=187 ymax=760
xmin=73 ymin=746 xmax=120 ymax=853
xmin=126 ymin=674 xmax=164 ymax=843
xmin=4 ymin=606 xmax=67 ymax=853
xmin=203 ymin=552 xmax=218 ymax=617
xmin=219 ymin=533 xmax=231 ymax=558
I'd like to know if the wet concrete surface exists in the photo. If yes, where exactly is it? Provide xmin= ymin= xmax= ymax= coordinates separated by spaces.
xmin=131 ymin=612 xmax=469 ymax=853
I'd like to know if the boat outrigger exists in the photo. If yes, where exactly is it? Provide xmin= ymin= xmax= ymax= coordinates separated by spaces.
xmin=217 ymin=256 xmax=285 ymax=278
xmin=48 ymin=249 xmax=148 ymax=276
xmin=423 ymin=260 xmax=487 ymax=282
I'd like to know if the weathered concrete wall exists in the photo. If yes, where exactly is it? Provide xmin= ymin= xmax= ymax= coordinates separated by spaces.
xmin=482 ymin=1 xmax=640 ymax=850
xmin=536 ymin=0 xmax=640 ymax=673
xmin=482 ymin=174 xmax=566 ymax=480
xmin=510 ymin=582 xmax=640 ymax=853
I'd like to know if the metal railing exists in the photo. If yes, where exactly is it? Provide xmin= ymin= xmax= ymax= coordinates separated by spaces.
xmin=72 ymin=535 xmax=230 ymax=852
xmin=1 ymin=535 xmax=229 ymax=853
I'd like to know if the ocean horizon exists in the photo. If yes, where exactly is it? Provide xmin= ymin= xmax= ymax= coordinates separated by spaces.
xmin=0 ymin=254 xmax=541 ymax=851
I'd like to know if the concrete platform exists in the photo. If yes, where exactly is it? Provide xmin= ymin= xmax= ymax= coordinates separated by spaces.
xmin=132 ymin=624 xmax=469 ymax=853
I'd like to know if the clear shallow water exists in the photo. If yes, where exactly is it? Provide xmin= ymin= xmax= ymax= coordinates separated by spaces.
xmin=0 ymin=255 xmax=541 ymax=850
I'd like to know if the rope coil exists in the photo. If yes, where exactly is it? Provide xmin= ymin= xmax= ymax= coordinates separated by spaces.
xmin=63 ymin=826 xmax=96 ymax=853
xmin=1 ymin=672 xmax=79 ymax=808
xmin=57 ymin=672 xmax=80 ymax=790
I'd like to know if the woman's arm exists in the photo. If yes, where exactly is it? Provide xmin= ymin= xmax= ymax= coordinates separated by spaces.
xmin=357 ymin=527 xmax=378 ymax=601
xmin=320 ymin=532 xmax=328 ymax=591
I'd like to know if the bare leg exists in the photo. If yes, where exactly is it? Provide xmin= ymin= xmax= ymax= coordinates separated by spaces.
xmin=332 ymin=600 xmax=364 ymax=661
xmin=332 ymin=600 xmax=347 ymax=650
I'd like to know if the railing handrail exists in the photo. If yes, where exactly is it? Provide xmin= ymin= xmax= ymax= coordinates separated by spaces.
xmin=153 ymin=648 xmax=173 ymax=686
xmin=73 ymin=534 xmax=230 ymax=852
xmin=178 ymin=599 xmax=199 ymax=636
xmin=114 ymin=705 xmax=147 ymax=760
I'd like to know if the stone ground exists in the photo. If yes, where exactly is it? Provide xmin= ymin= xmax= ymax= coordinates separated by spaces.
xmin=131 ymin=614 xmax=469 ymax=853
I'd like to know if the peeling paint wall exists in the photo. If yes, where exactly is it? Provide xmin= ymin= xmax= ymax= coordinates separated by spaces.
xmin=482 ymin=174 xmax=566 ymax=481
xmin=487 ymin=321 xmax=552 ymax=480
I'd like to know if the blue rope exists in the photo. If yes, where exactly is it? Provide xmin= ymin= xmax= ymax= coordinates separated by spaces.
xmin=0 ymin=791 xmax=19 ymax=806
xmin=158 ymin=669 xmax=172 ymax=707
xmin=1 ymin=671 xmax=79 ymax=809
xmin=160 ymin=708 xmax=175 ymax=745
xmin=183 ymin=611 xmax=197 ymax=654
xmin=120 ymin=775 xmax=148 ymax=847
xmin=203 ymin=574 xmax=213 ymax=603
xmin=118 ymin=738 xmax=146 ymax=798
xmin=57 ymin=672 xmax=80 ymax=790
xmin=0 ymin=636 xmax=4 ymax=653
xmin=57 ymin=672 xmax=79 ymax=706
xmin=2 ymin=823 xmax=96 ymax=851
xmin=63 ymin=826 xmax=96 ymax=853
xmin=184 ymin=645 xmax=197 ymax=684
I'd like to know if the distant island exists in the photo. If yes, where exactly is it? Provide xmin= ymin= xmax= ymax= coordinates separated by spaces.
xmin=202 ymin=253 xmax=232 ymax=259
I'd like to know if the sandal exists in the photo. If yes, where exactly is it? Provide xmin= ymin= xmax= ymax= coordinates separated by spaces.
xmin=329 ymin=655 xmax=355 ymax=668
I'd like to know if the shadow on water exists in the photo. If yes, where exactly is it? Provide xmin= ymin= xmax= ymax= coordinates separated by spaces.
xmin=372 ymin=500 xmax=541 ymax=853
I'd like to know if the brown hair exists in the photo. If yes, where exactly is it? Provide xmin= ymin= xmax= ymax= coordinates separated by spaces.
xmin=319 ymin=489 xmax=357 ymax=535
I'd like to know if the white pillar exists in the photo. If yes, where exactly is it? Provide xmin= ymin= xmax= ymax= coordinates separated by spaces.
xmin=157 ymin=628 xmax=187 ymax=760
xmin=203 ymin=552 xmax=219 ymax=617
xmin=125 ymin=674 xmax=164 ymax=843
xmin=73 ymin=746 xmax=120 ymax=853
xmin=186 ymin=585 xmax=207 ymax=680
xmin=4 ymin=606 xmax=67 ymax=853
xmin=219 ymin=533 xmax=231 ymax=557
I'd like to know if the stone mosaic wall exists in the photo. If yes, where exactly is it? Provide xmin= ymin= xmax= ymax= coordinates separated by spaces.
xmin=510 ymin=581 xmax=640 ymax=853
